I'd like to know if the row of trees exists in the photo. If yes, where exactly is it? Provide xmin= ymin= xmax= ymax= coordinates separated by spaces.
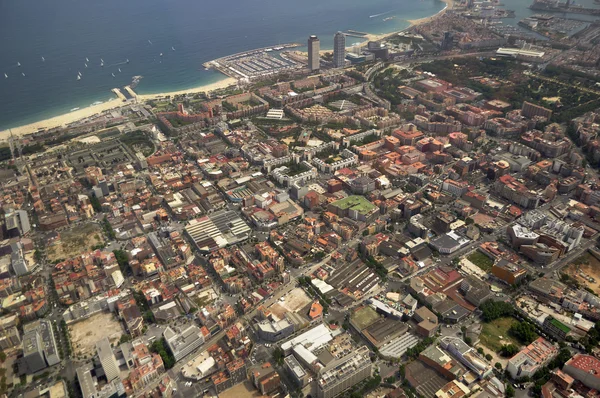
xmin=508 ymin=322 xmax=538 ymax=345
xmin=480 ymin=300 xmax=515 ymax=322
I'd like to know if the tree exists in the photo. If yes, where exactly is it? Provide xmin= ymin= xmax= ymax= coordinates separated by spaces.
xmin=362 ymin=230 xmax=369 ymax=237
xmin=485 ymin=353 xmax=493 ymax=361
xmin=89 ymin=195 xmax=102 ymax=213
xmin=464 ymin=337 xmax=472 ymax=346
xmin=500 ymin=344 xmax=519 ymax=357
xmin=33 ymin=250 xmax=42 ymax=263
xmin=480 ymin=300 xmax=515 ymax=322
xmin=113 ymin=250 xmax=132 ymax=276
xmin=149 ymin=338 xmax=175 ymax=369
xmin=314 ymin=251 xmax=326 ymax=260
xmin=477 ymin=347 xmax=484 ymax=355
xmin=506 ymin=384 xmax=515 ymax=397
xmin=495 ymin=362 xmax=502 ymax=370
xmin=272 ymin=347 xmax=284 ymax=366
xmin=509 ymin=322 xmax=537 ymax=345
xmin=119 ymin=334 xmax=132 ymax=344
xmin=0 ymin=351 xmax=5 ymax=363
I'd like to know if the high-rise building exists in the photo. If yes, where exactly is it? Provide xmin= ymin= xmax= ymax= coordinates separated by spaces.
xmin=333 ymin=32 xmax=346 ymax=68
xmin=23 ymin=330 xmax=46 ymax=373
xmin=96 ymin=337 xmax=120 ymax=382
xmin=22 ymin=320 xmax=60 ymax=373
xmin=5 ymin=209 xmax=30 ymax=237
xmin=308 ymin=35 xmax=320 ymax=72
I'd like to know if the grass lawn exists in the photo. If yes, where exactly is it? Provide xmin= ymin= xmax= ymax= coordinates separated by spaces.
xmin=480 ymin=317 xmax=520 ymax=352
xmin=467 ymin=251 xmax=495 ymax=272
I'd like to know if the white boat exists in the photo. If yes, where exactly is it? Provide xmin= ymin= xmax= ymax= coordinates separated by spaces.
xmin=160 ymin=53 xmax=163 ymax=57
xmin=265 ymin=48 xmax=273 ymax=52
xmin=78 ymin=71 xmax=82 ymax=77
xmin=85 ymin=63 xmax=88 ymax=68
xmin=171 ymin=46 xmax=175 ymax=51
xmin=4 ymin=73 xmax=7 ymax=78
xmin=100 ymin=61 xmax=104 ymax=67
xmin=77 ymin=75 xmax=81 ymax=80
xmin=21 ymin=72 xmax=25 ymax=76
xmin=118 ymin=68 xmax=121 ymax=73
xmin=86 ymin=57 xmax=89 ymax=62
xmin=17 ymin=62 xmax=21 ymax=67
xmin=71 ymin=107 xmax=80 ymax=112
xmin=112 ymin=73 xmax=115 ymax=77
xmin=126 ymin=59 xmax=130 ymax=63
xmin=148 ymin=40 xmax=153 ymax=45
xmin=41 ymin=56 xmax=45 ymax=62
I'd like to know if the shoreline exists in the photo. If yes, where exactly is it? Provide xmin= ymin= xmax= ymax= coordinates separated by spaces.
xmin=408 ymin=0 xmax=452 ymax=26
xmin=1 ymin=0 xmax=451 ymax=141
xmin=1 ymin=77 xmax=238 ymax=140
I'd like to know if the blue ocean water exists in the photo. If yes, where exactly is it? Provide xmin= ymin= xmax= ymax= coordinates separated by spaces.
xmin=0 ymin=0 xmax=446 ymax=130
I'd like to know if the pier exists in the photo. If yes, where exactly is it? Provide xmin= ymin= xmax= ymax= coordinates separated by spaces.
xmin=124 ymin=86 xmax=138 ymax=100
xmin=111 ymin=88 xmax=127 ymax=101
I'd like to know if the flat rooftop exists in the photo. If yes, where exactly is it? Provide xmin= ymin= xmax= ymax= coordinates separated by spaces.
xmin=330 ymin=195 xmax=377 ymax=215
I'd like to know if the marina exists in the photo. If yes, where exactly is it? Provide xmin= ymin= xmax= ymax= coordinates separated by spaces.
xmin=203 ymin=43 xmax=304 ymax=81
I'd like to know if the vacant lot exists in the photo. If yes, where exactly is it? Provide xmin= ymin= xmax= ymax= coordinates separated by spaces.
xmin=467 ymin=251 xmax=494 ymax=272
xmin=564 ymin=252 xmax=600 ymax=294
xmin=219 ymin=381 xmax=261 ymax=398
xmin=69 ymin=312 xmax=123 ymax=358
xmin=480 ymin=317 xmax=520 ymax=352
xmin=268 ymin=287 xmax=312 ymax=319
xmin=47 ymin=223 xmax=105 ymax=262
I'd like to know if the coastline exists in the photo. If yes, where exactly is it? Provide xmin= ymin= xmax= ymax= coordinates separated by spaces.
xmin=1 ymin=0 xmax=450 ymax=141
xmin=1 ymin=77 xmax=238 ymax=140
xmin=408 ymin=0 xmax=453 ymax=26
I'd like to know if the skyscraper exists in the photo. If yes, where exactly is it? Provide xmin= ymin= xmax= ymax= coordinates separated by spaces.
xmin=333 ymin=32 xmax=346 ymax=68
xmin=308 ymin=35 xmax=320 ymax=72
xmin=96 ymin=337 xmax=120 ymax=382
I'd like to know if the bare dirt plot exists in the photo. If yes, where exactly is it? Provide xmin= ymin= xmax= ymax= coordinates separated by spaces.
xmin=47 ymin=222 xmax=105 ymax=262
xmin=268 ymin=288 xmax=312 ymax=320
xmin=564 ymin=252 xmax=600 ymax=294
xmin=279 ymin=288 xmax=312 ymax=312
xmin=68 ymin=312 xmax=123 ymax=358
xmin=218 ymin=380 xmax=261 ymax=398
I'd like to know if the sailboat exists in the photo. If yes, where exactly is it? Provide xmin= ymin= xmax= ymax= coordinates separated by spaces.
xmin=112 ymin=73 xmax=115 ymax=77
xmin=85 ymin=63 xmax=88 ymax=68
xmin=86 ymin=57 xmax=90 ymax=62
xmin=118 ymin=68 xmax=121 ymax=73
xmin=148 ymin=40 xmax=153 ymax=45
xmin=4 ymin=73 xmax=7 ymax=78
xmin=100 ymin=59 xmax=104 ymax=67
xmin=78 ymin=71 xmax=82 ymax=77
xmin=21 ymin=72 xmax=25 ymax=77
xmin=126 ymin=59 xmax=130 ymax=64
xmin=160 ymin=53 xmax=163 ymax=57
xmin=77 ymin=75 xmax=81 ymax=81
xmin=41 ymin=56 xmax=45 ymax=62
xmin=17 ymin=62 xmax=21 ymax=67
xmin=171 ymin=46 xmax=175 ymax=51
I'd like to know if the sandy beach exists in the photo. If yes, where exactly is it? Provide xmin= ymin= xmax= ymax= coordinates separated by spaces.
xmin=1 ymin=77 xmax=238 ymax=140
xmin=136 ymin=77 xmax=237 ymax=101
xmin=408 ymin=0 xmax=454 ymax=26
